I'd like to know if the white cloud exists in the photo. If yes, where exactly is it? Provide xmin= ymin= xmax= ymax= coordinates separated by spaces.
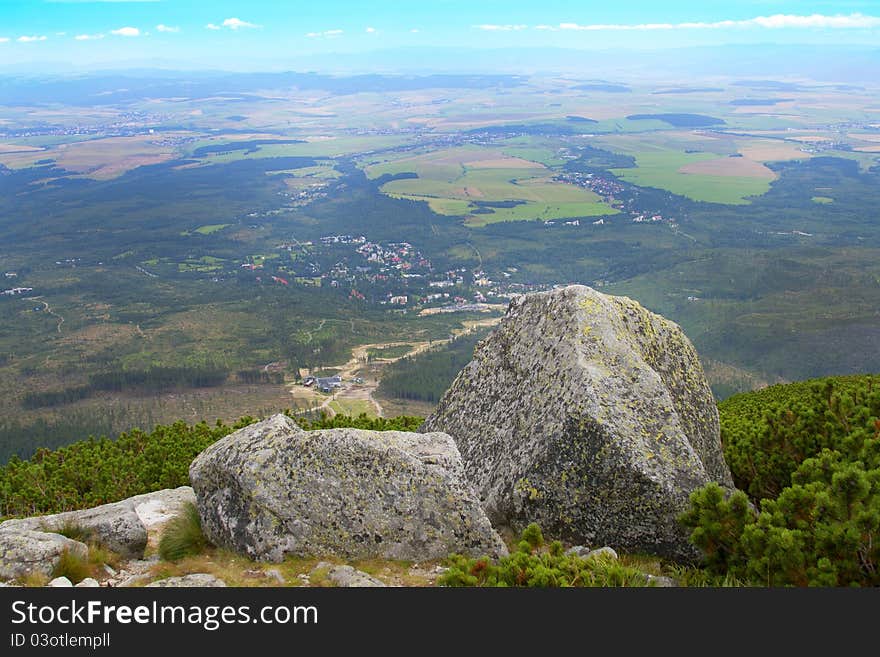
xmin=205 ymin=23 xmax=221 ymax=30
xmin=534 ymin=25 xmax=557 ymax=31
xmin=156 ymin=24 xmax=180 ymax=33
xmin=110 ymin=27 xmax=140 ymax=37
xmin=475 ymin=24 xmax=528 ymax=31
xmin=555 ymin=13 xmax=880 ymax=32
xmin=17 ymin=35 xmax=47 ymax=42
xmin=306 ymin=29 xmax=343 ymax=38
xmin=0 ymin=37 xmax=8 ymax=43
xmin=410 ymin=28 xmax=420 ymax=34
xmin=222 ymin=17 xmax=261 ymax=30
xmin=366 ymin=27 xmax=376 ymax=33
xmin=75 ymin=34 xmax=105 ymax=41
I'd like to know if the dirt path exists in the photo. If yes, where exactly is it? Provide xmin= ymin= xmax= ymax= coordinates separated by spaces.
xmin=27 ymin=297 xmax=64 ymax=333
xmin=289 ymin=316 xmax=502 ymax=417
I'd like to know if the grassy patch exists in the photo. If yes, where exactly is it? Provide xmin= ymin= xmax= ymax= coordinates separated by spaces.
xmin=611 ymin=150 xmax=771 ymax=204
xmin=194 ymin=224 xmax=231 ymax=235
xmin=811 ymin=196 xmax=834 ymax=204
xmin=52 ymin=548 xmax=91 ymax=584
xmin=158 ymin=502 xmax=209 ymax=561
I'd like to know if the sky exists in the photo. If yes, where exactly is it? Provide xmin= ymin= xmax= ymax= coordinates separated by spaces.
xmin=1 ymin=0 xmax=879 ymax=71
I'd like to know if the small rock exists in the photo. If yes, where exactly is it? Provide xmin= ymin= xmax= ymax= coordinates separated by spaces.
xmin=103 ymin=564 xmax=117 ymax=577
xmin=75 ymin=578 xmax=100 ymax=588
xmin=585 ymin=547 xmax=618 ymax=561
xmin=565 ymin=545 xmax=592 ymax=558
xmin=146 ymin=573 xmax=226 ymax=588
xmin=311 ymin=563 xmax=385 ymax=588
xmin=48 ymin=576 xmax=73 ymax=587
xmin=644 ymin=574 xmax=678 ymax=587
xmin=265 ymin=568 xmax=286 ymax=585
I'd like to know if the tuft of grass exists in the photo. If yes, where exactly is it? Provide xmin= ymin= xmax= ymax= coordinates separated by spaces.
xmin=158 ymin=502 xmax=209 ymax=561
xmin=52 ymin=548 xmax=91 ymax=584
xmin=52 ymin=520 xmax=96 ymax=544
xmin=665 ymin=565 xmax=748 ymax=587
xmin=87 ymin=543 xmax=121 ymax=571
xmin=19 ymin=571 xmax=49 ymax=587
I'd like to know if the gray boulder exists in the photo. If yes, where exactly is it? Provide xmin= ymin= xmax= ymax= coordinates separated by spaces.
xmin=0 ymin=530 xmax=88 ymax=581
xmin=312 ymin=563 xmax=386 ymax=588
xmin=421 ymin=285 xmax=734 ymax=562
xmin=146 ymin=573 xmax=226 ymax=588
xmin=0 ymin=486 xmax=195 ymax=559
xmin=190 ymin=414 xmax=507 ymax=562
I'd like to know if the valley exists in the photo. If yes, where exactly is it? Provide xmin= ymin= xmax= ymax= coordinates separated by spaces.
xmin=2 ymin=71 xmax=880 ymax=460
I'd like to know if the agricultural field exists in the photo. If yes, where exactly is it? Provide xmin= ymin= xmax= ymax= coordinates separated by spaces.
xmin=365 ymin=145 xmax=617 ymax=225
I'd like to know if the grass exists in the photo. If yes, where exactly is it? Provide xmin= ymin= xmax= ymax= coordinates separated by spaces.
xmin=811 ymin=196 xmax=834 ymax=204
xmin=367 ymin=145 xmax=617 ymax=224
xmin=194 ymin=224 xmax=231 ymax=235
xmin=195 ymin=135 xmax=413 ymax=163
xmin=158 ymin=502 xmax=209 ymax=561
xmin=611 ymin=150 xmax=772 ymax=204
xmin=366 ymin=344 xmax=413 ymax=360
xmin=328 ymin=399 xmax=377 ymax=418
xmin=52 ymin=548 xmax=92 ymax=584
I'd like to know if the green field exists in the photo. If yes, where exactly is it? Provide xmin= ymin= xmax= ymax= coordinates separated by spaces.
xmin=611 ymin=151 xmax=772 ymax=204
xmin=194 ymin=224 xmax=231 ymax=235
xmin=193 ymin=135 xmax=415 ymax=163
xmin=366 ymin=146 xmax=617 ymax=225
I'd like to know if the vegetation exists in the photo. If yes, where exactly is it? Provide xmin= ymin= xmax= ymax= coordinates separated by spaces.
xmin=377 ymin=332 xmax=484 ymax=403
xmin=681 ymin=375 xmax=880 ymax=586
xmin=52 ymin=548 xmax=92 ymax=584
xmin=439 ymin=524 xmax=650 ymax=587
xmin=0 ymin=412 xmax=424 ymax=518
xmin=158 ymin=502 xmax=209 ymax=561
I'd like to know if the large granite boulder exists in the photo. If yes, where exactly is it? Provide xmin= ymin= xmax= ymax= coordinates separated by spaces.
xmin=0 ymin=486 xmax=195 ymax=559
xmin=190 ymin=414 xmax=506 ymax=562
xmin=421 ymin=285 xmax=734 ymax=561
xmin=0 ymin=530 xmax=88 ymax=581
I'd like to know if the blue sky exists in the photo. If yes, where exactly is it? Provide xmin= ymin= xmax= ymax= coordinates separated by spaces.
xmin=1 ymin=0 xmax=879 ymax=70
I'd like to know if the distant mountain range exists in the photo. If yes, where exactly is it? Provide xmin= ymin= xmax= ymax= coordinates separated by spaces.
xmin=2 ymin=44 xmax=877 ymax=84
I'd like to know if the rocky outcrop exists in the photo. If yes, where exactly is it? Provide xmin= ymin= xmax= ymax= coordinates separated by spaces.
xmin=190 ymin=414 xmax=507 ymax=562
xmin=0 ymin=530 xmax=88 ymax=580
xmin=422 ymin=285 xmax=733 ymax=561
xmin=0 ymin=486 xmax=195 ymax=559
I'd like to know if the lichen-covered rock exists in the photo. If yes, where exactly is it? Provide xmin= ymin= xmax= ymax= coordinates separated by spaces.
xmin=146 ymin=573 xmax=226 ymax=588
xmin=0 ymin=530 xmax=88 ymax=581
xmin=312 ymin=563 xmax=386 ymax=587
xmin=190 ymin=414 xmax=507 ymax=562
xmin=0 ymin=487 xmax=195 ymax=559
xmin=422 ymin=285 xmax=734 ymax=562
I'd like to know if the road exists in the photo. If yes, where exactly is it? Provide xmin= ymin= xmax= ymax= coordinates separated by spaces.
xmin=290 ymin=315 xmax=502 ymax=418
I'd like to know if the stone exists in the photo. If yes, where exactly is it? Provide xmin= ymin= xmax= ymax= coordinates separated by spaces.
xmin=146 ymin=573 xmax=227 ymax=587
xmin=75 ymin=577 xmax=100 ymax=588
xmin=0 ymin=486 xmax=195 ymax=559
xmin=0 ymin=530 xmax=88 ymax=581
xmin=311 ymin=563 xmax=386 ymax=588
xmin=190 ymin=414 xmax=507 ymax=562
xmin=48 ymin=576 xmax=73 ymax=587
xmin=585 ymin=547 xmax=618 ymax=561
xmin=422 ymin=285 xmax=734 ymax=562
xmin=644 ymin=574 xmax=678 ymax=587
xmin=265 ymin=568 xmax=286 ymax=585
